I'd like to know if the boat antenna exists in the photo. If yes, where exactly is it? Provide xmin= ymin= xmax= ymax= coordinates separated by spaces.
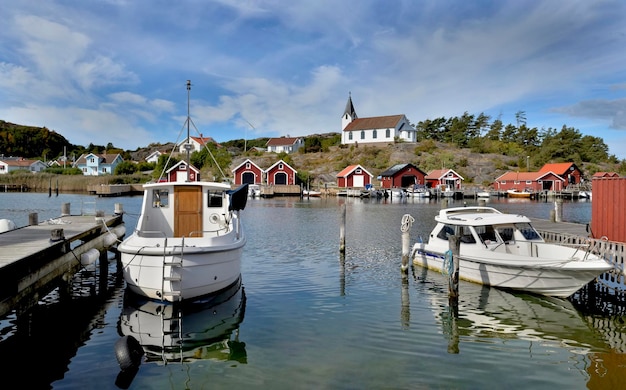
xmin=185 ymin=80 xmax=192 ymax=182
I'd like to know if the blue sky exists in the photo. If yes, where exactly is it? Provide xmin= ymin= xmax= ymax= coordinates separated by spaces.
xmin=2 ymin=1 xmax=626 ymax=159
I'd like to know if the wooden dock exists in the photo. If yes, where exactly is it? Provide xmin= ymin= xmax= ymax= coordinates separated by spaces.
xmin=0 ymin=213 xmax=125 ymax=317
xmin=87 ymin=183 xmax=144 ymax=197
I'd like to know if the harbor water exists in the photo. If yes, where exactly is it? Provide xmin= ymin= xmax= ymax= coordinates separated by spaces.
xmin=0 ymin=193 xmax=625 ymax=389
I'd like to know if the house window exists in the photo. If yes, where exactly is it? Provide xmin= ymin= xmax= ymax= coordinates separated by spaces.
xmin=356 ymin=168 xmax=362 ymax=174
xmin=348 ymin=132 xmax=353 ymax=140
xmin=89 ymin=158 xmax=95 ymax=163
xmin=102 ymin=168 xmax=108 ymax=173
xmin=279 ymin=163 xmax=283 ymax=170
xmin=373 ymin=130 xmax=377 ymax=139
xmin=0 ymin=166 xmax=4 ymax=171
xmin=526 ymin=180 xmax=532 ymax=185
xmin=386 ymin=129 xmax=391 ymax=138
xmin=82 ymin=168 xmax=87 ymax=173
xmin=360 ymin=130 xmax=365 ymax=139
xmin=500 ymin=181 xmax=506 ymax=184
xmin=514 ymin=181 xmax=520 ymax=184
xmin=246 ymin=162 xmax=250 ymax=169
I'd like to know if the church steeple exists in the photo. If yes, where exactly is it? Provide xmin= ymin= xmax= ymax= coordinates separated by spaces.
xmin=342 ymin=92 xmax=357 ymax=130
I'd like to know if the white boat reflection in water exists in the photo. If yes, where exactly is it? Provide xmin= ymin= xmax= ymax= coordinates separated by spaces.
xmin=417 ymin=271 xmax=610 ymax=355
xmin=117 ymin=277 xmax=246 ymax=366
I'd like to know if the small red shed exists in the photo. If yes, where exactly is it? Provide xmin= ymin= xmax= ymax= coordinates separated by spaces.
xmin=425 ymin=169 xmax=464 ymax=190
xmin=265 ymin=159 xmax=297 ymax=185
xmin=539 ymin=162 xmax=583 ymax=187
xmin=166 ymin=160 xmax=201 ymax=182
xmin=493 ymin=171 xmax=565 ymax=192
xmin=379 ymin=163 xmax=427 ymax=189
xmin=336 ymin=165 xmax=373 ymax=188
xmin=232 ymin=159 xmax=263 ymax=185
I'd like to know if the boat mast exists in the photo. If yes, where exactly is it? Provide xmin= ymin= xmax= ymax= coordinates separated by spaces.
xmin=186 ymin=80 xmax=192 ymax=182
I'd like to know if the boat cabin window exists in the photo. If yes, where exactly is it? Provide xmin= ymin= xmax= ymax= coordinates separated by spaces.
xmin=207 ymin=191 xmax=224 ymax=208
xmin=436 ymin=224 xmax=475 ymax=244
xmin=436 ymin=224 xmax=455 ymax=240
xmin=475 ymin=225 xmax=498 ymax=244
xmin=496 ymin=226 xmax=514 ymax=242
xmin=515 ymin=223 xmax=542 ymax=240
xmin=459 ymin=226 xmax=476 ymax=244
xmin=152 ymin=189 xmax=169 ymax=208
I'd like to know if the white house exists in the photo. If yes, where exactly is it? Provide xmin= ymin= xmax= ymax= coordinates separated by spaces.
xmin=177 ymin=135 xmax=218 ymax=154
xmin=266 ymin=137 xmax=304 ymax=153
xmin=0 ymin=157 xmax=48 ymax=174
xmin=341 ymin=94 xmax=416 ymax=145
xmin=145 ymin=150 xmax=163 ymax=164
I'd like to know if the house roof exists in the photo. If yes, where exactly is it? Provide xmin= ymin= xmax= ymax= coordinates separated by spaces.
xmin=539 ymin=162 xmax=577 ymax=174
xmin=592 ymin=171 xmax=620 ymax=178
xmin=2 ymin=158 xmax=42 ymax=167
xmin=343 ymin=115 xmax=405 ymax=131
xmin=75 ymin=153 xmax=122 ymax=164
xmin=265 ymin=159 xmax=296 ymax=173
xmin=166 ymin=160 xmax=200 ymax=174
xmin=494 ymin=171 xmax=565 ymax=182
xmin=425 ymin=169 xmax=465 ymax=181
xmin=379 ymin=163 xmax=425 ymax=177
xmin=336 ymin=164 xmax=373 ymax=178
xmin=266 ymin=137 xmax=302 ymax=147
xmin=231 ymin=158 xmax=263 ymax=172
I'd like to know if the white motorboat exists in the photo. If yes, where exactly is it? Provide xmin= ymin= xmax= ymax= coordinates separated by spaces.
xmin=411 ymin=206 xmax=613 ymax=298
xmin=118 ymin=81 xmax=249 ymax=302
xmin=248 ymin=184 xmax=261 ymax=198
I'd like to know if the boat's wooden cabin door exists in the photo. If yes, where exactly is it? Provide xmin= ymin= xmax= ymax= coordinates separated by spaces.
xmin=174 ymin=186 xmax=202 ymax=237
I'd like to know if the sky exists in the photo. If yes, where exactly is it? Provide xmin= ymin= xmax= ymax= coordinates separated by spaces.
xmin=2 ymin=0 xmax=626 ymax=159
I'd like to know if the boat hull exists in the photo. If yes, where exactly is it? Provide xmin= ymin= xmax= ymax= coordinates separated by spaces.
xmin=412 ymin=245 xmax=611 ymax=298
xmin=119 ymin=234 xmax=245 ymax=302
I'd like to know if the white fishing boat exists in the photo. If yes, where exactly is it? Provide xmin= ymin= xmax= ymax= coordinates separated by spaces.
xmin=411 ymin=206 xmax=613 ymax=298
xmin=117 ymin=81 xmax=248 ymax=302
xmin=406 ymin=185 xmax=430 ymax=198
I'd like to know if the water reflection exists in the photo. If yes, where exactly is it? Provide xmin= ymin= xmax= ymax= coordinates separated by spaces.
xmin=115 ymin=277 xmax=246 ymax=385
xmin=413 ymin=267 xmax=610 ymax=355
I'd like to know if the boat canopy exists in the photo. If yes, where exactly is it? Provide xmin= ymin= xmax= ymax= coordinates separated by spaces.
xmin=434 ymin=207 xmax=531 ymax=226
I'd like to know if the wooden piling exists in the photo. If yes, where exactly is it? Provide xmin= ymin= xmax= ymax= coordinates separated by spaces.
xmin=448 ymin=234 xmax=460 ymax=303
xmin=339 ymin=203 xmax=346 ymax=256
xmin=554 ymin=199 xmax=563 ymax=222
xmin=61 ymin=203 xmax=71 ymax=216
xmin=400 ymin=214 xmax=414 ymax=273
xmin=28 ymin=212 xmax=38 ymax=226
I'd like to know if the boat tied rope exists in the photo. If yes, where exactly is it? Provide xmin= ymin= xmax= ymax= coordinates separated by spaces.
xmin=401 ymin=214 xmax=415 ymax=233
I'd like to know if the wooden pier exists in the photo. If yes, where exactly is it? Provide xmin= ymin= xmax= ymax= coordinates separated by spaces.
xmin=87 ymin=183 xmax=144 ymax=197
xmin=0 ymin=211 xmax=125 ymax=317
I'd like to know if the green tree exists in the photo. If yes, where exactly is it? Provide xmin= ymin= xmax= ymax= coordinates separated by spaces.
xmin=114 ymin=161 xmax=138 ymax=175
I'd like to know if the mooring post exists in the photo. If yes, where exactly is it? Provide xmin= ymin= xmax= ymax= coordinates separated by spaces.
xmin=441 ymin=197 xmax=448 ymax=209
xmin=114 ymin=203 xmax=124 ymax=215
xmin=339 ymin=203 xmax=346 ymax=256
xmin=448 ymin=234 xmax=460 ymax=303
xmin=400 ymin=214 xmax=414 ymax=273
xmin=61 ymin=203 xmax=71 ymax=217
xmin=554 ymin=198 xmax=563 ymax=222
xmin=29 ymin=212 xmax=39 ymax=226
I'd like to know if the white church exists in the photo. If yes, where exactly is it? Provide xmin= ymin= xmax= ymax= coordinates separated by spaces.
xmin=341 ymin=94 xmax=417 ymax=145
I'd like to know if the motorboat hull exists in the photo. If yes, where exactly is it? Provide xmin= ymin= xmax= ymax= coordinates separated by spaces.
xmin=411 ymin=206 xmax=613 ymax=298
